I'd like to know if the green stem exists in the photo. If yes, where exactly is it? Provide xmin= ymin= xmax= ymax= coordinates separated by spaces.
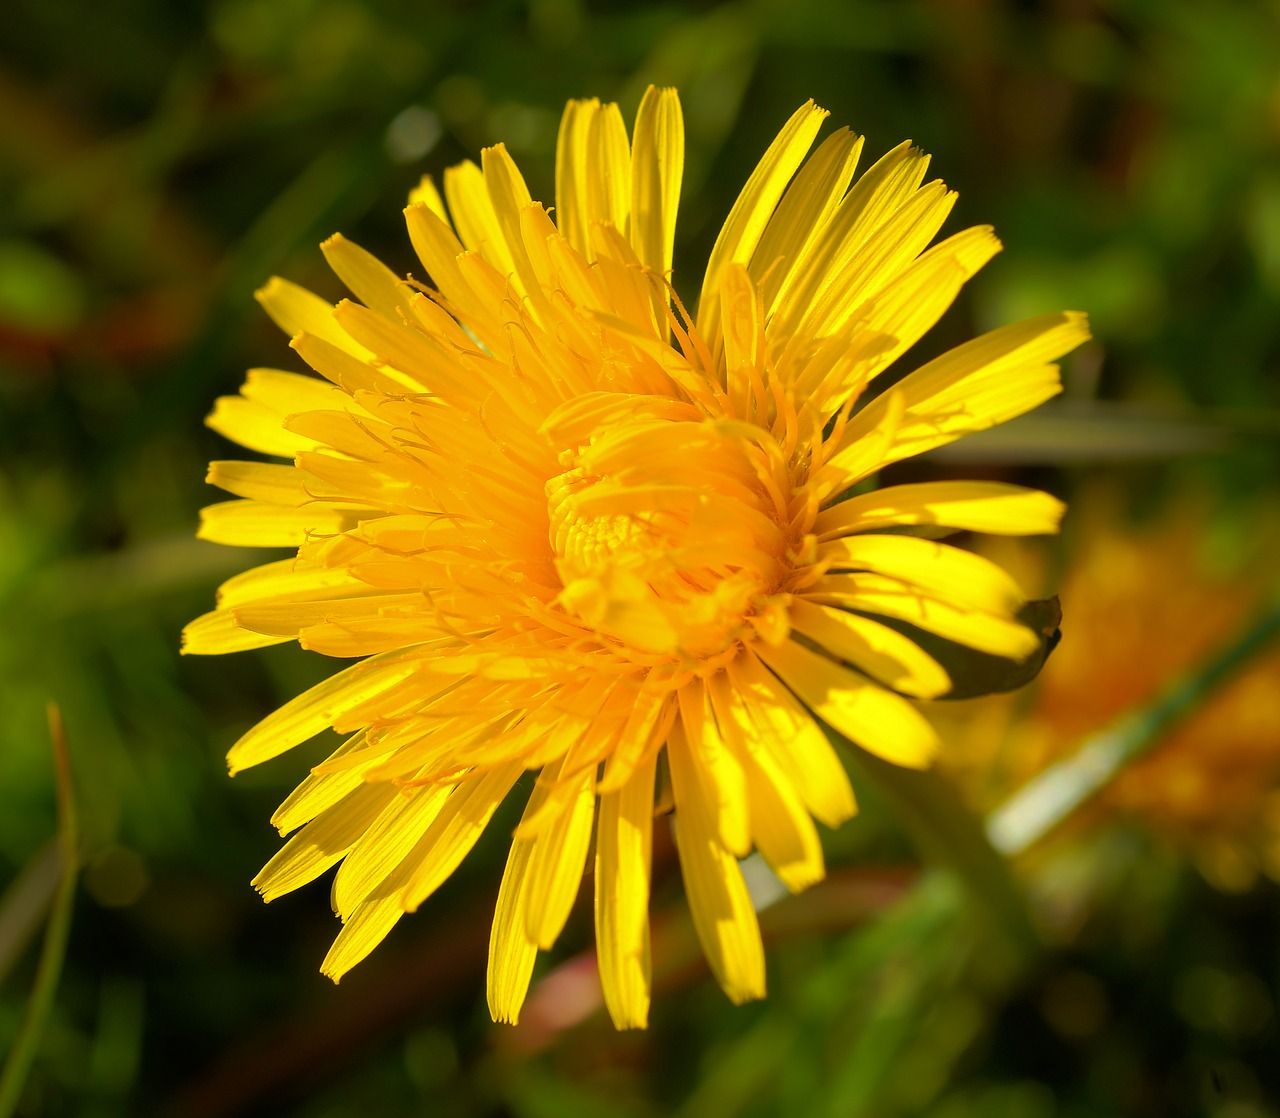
xmin=0 ymin=705 xmax=78 ymax=1118
xmin=843 ymin=748 xmax=1039 ymax=960
xmin=986 ymin=595 xmax=1280 ymax=857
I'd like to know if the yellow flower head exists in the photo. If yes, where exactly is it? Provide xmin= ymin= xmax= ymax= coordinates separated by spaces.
xmin=187 ymin=87 xmax=1087 ymax=1028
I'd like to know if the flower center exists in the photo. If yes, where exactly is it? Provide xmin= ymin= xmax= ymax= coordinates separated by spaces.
xmin=543 ymin=395 xmax=789 ymax=662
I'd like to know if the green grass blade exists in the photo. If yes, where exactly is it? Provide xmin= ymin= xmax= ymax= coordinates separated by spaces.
xmin=0 ymin=844 xmax=60 ymax=991
xmin=0 ymin=704 xmax=79 ymax=1118
xmin=987 ymin=594 xmax=1280 ymax=856
xmin=840 ymin=743 xmax=1039 ymax=963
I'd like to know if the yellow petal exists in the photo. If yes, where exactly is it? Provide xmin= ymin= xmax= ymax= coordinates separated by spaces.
xmin=629 ymin=85 xmax=684 ymax=324
xmin=593 ymin=686 xmax=675 ymax=799
xmin=320 ymin=891 xmax=404 ymax=982
xmin=244 ymin=366 xmax=352 ymax=413
xmin=408 ymin=172 xmax=447 ymax=216
xmin=667 ymin=732 xmax=767 ymax=1005
xmin=770 ymin=139 xmax=930 ymax=343
xmin=674 ymin=686 xmax=751 ymax=858
xmin=331 ymin=299 xmax=476 ymax=407
xmin=754 ymin=638 xmax=938 ymax=769
xmin=291 ymin=330 xmax=411 ymax=395
xmin=824 ymin=311 xmax=1090 ymax=482
xmin=403 ymin=201 xmax=495 ymax=338
xmin=742 ymin=764 xmax=825 ymax=894
xmin=206 ymin=367 xmax=352 ymax=458
xmin=816 ymin=480 xmax=1066 ymax=536
xmin=806 ymin=573 xmax=1041 ymax=660
xmin=282 ymin=405 xmax=396 ymax=463
xmin=595 ymin=753 xmax=656 ymax=1030
xmin=555 ymin=97 xmax=594 ymax=255
xmin=214 ymin=558 xmax=374 ymax=610
xmin=718 ymin=264 xmax=766 ymax=420
xmin=522 ymin=761 xmax=597 ymax=950
xmin=727 ymin=652 xmax=858 ymax=828
xmin=821 ymin=387 xmax=904 ymax=487
xmin=906 ymin=311 xmax=1091 ymax=403
xmin=206 ymin=461 xmax=308 ymax=505
xmin=321 ymin=233 xmax=412 ymax=321
xmin=515 ymin=202 xmax=564 ymax=307
xmin=793 ymin=179 xmax=957 ymax=344
xmin=206 ymin=396 xmax=317 ymax=459
xmin=232 ymin=590 xmax=423 ymax=639
xmin=787 ymin=598 xmax=951 ymax=699
xmin=255 ymin=276 xmax=372 ymax=359
xmin=708 ymin=673 xmax=824 ymax=893
xmin=481 ymin=144 xmax=546 ymax=307
xmin=400 ymin=761 xmax=524 ymax=911
xmin=587 ymin=227 xmax=666 ymax=337
xmin=487 ymin=832 xmax=538 ymax=1025
xmin=197 ymin=499 xmax=355 ymax=548
xmin=817 ymin=534 xmax=1027 ymax=614
xmin=586 ymin=102 xmax=632 ymax=240
xmin=444 ymin=158 xmax=519 ymax=284
xmin=698 ymin=99 xmax=827 ymax=345
xmin=252 ymin=780 xmax=399 ymax=902
xmin=270 ymin=732 xmax=372 ymax=834
xmin=753 ymin=127 xmax=864 ymax=317
xmin=180 ymin=609 xmax=292 ymax=655
xmin=300 ymin=616 xmax=444 ymax=659
xmin=227 ymin=647 xmax=430 ymax=774
xmin=318 ymin=760 xmax=498 ymax=988
xmin=793 ymin=226 xmax=1001 ymax=416
xmin=332 ymin=781 xmax=453 ymax=919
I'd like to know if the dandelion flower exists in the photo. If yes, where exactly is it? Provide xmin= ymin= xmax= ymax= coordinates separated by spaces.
xmin=186 ymin=86 xmax=1088 ymax=1028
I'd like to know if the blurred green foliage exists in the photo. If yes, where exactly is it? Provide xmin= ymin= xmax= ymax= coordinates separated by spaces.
xmin=2 ymin=0 xmax=1280 ymax=1115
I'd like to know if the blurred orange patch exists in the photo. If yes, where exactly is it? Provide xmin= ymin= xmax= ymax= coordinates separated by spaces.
xmin=938 ymin=492 xmax=1280 ymax=890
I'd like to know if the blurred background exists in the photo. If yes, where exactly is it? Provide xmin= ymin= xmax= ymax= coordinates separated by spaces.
xmin=2 ymin=0 xmax=1280 ymax=1114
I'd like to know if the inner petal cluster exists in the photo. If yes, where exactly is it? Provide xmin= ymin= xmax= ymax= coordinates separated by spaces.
xmin=543 ymin=396 xmax=791 ymax=664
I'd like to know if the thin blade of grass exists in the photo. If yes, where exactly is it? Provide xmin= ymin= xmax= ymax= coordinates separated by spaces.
xmin=0 ymin=843 xmax=60 ymax=990
xmin=0 ymin=704 xmax=79 ymax=1118
xmin=840 ymin=740 xmax=1040 ymax=964
xmin=987 ymin=594 xmax=1280 ymax=856
xmin=926 ymin=401 xmax=1242 ymax=463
